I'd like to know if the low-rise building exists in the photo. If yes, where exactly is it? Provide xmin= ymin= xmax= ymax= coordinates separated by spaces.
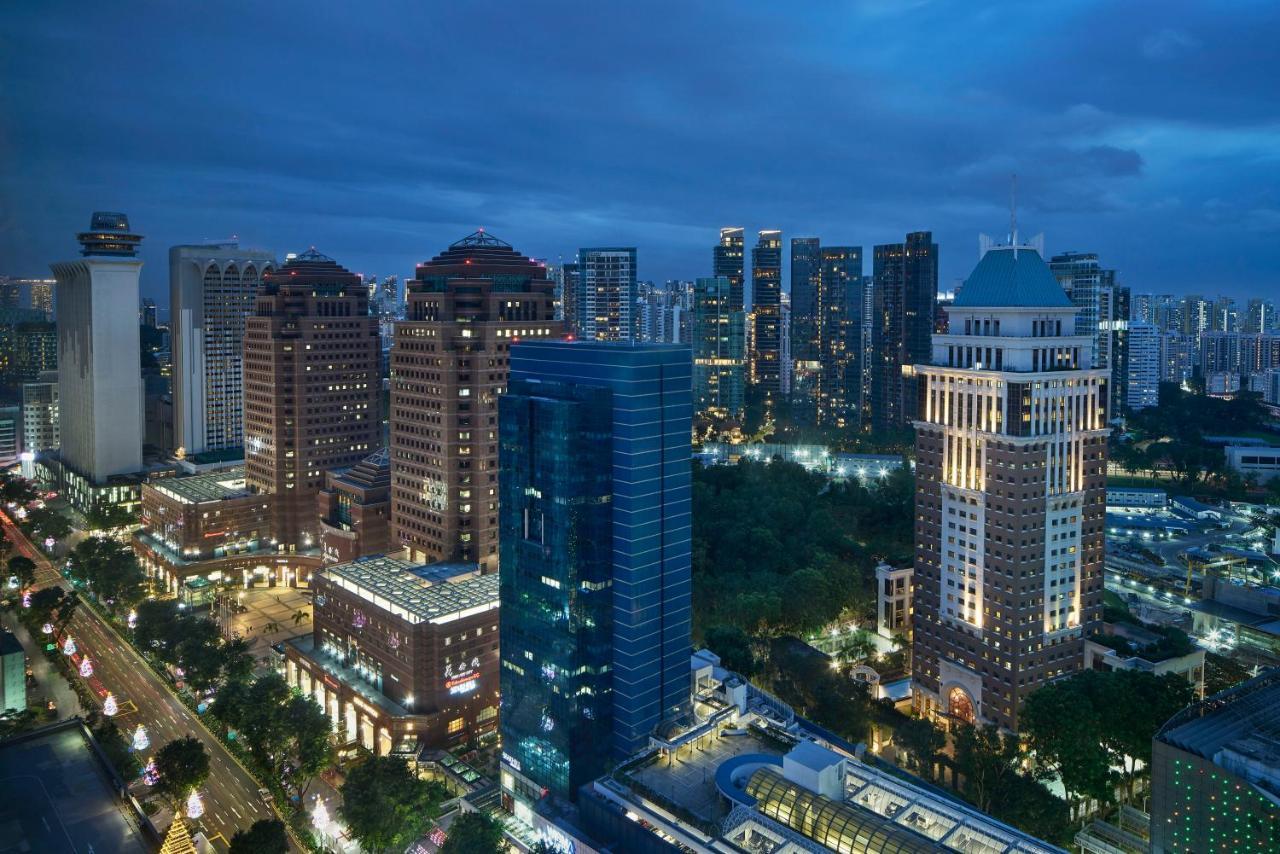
xmin=283 ymin=556 xmax=499 ymax=756
xmin=0 ymin=631 xmax=25 ymax=713
xmin=317 ymin=448 xmax=391 ymax=564
xmin=1106 ymin=486 xmax=1168 ymax=510
xmin=133 ymin=466 xmax=321 ymax=592
xmin=1224 ymin=444 xmax=1280 ymax=484
xmin=875 ymin=562 xmax=912 ymax=640
xmin=1083 ymin=622 xmax=1205 ymax=698
xmin=1150 ymin=669 xmax=1280 ymax=853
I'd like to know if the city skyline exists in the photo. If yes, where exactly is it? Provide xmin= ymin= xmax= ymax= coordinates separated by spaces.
xmin=3 ymin=3 xmax=1278 ymax=302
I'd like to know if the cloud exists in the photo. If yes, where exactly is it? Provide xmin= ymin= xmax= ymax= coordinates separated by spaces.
xmin=1142 ymin=28 xmax=1200 ymax=60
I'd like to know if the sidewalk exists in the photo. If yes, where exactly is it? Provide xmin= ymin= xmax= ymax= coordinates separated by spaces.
xmin=1 ymin=609 xmax=83 ymax=719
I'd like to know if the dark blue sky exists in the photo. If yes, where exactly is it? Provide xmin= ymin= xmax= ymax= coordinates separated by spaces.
xmin=2 ymin=0 xmax=1277 ymax=306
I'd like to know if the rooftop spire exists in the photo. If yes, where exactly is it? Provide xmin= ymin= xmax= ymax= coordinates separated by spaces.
xmin=1009 ymin=173 xmax=1019 ymax=257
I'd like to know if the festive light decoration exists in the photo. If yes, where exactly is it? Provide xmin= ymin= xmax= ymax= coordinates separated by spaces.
xmin=103 ymin=693 xmax=119 ymax=716
xmin=132 ymin=725 xmax=150 ymax=751
xmin=62 ymin=636 xmax=76 ymax=656
xmin=127 ymin=609 xmax=137 ymax=629
xmin=79 ymin=657 xmax=94 ymax=678
xmin=143 ymin=758 xmax=159 ymax=785
xmin=41 ymin=622 xmax=53 ymax=635
xmin=22 ymin=591 xmax=31 ymax=608
xmin=185 ymin=789 xmax=204 ymax=819
xmin=312 ymin=798 xmax=330 ymax=831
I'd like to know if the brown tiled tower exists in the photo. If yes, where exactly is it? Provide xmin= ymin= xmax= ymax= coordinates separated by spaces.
xmin=390 ymin=231 xmax=560 ymax=569
xmin=243 ymin=250 xmax=380 ymax=549
xmin=911 ymin=236 xmax=1108 ymax=731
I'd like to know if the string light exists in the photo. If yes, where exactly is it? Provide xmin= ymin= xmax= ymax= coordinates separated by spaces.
xmin=103 ymin=693 xmax=118 ymax=716
xmin=132 ymin=725 xmax=150 ymax=751
xmin=62 ymin=636 xmax=76 ymax=656
xmin=79 ymin=657 xmax=94 ymax=678
xmin=186 ymin=789 xmax=204 ymax=819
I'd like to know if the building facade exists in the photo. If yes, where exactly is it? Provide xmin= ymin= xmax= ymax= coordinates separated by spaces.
xmin=284 ymin=557 xmax=500 ymax=756
xmin=170 ymin=243 xmax=275 ymax=456
xmin=21 ymin=378 xmax=58 ymax=454
xmin=243 ymin=250 xmax=380 ymax=548
xmin=871 ymin=231 xmax=938 ymax=432
xmin=818 ymin=246 xmax=862 ymax=427
xmin=49 ymin=212 xmax=144 ymax=483
xmin=911 ymin=239 xmax=1108 ymax=731
xmin=576 ymin=248 xmax=637 ymax=342
xmin=499 ymin=340 xmax=693 ymax=805
xmin=691 ymin=276 xmax=746 ymax=418
xmin=713 ymin=227 xmax=745 ymax=314
xmin=1127 ymin=321 xmax=1161 ymax=410
xmin=751 ymin=230 xmax=783 ymax=407
xmin=318 ymin=448 xmax=392 ymax=564
xmin=390 ymin=231 xmax=561 ymax=569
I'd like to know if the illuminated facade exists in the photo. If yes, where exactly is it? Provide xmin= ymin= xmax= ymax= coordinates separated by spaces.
xmin=692 ymin=276 xmax=746 ymax=417
xmin=499 ymin=340 xmax=693 ymax=805
xmin=911 ymin=239 xmax=1108 ymax=731
xmin=243 ymin=250 xmax=380 ymax=549
xmin=389 ymin=231 xmax=560 ymax=568
xmin=714 ymin=227 xmax=746 ymax=314
xmin=871 ymin=231 xmax=938 ymax=432
xmin=284 ymin=556 xmax=499 ymax=755
xmin=576 ymin=247 xmax=637 ymax=342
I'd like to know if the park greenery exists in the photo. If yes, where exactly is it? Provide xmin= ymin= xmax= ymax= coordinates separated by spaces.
xmin=153 ymin=735 xmax=211 ymax=809
xmin=1112 ymin=383 xmax=1280 ymax=499
xmin=133 ymin=598 xmax=254 ymax=692
xmin=439 ymin=811 xmax=505 ymax=854
xmin=338 ymin=755 xmax=450 ymax=854
xmin=66 ymin=536 xmax=148 ymax=614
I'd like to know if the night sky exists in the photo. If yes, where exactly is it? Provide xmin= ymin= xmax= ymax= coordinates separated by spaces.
xmin=2 ymin=1 xmax=1277 ymax=308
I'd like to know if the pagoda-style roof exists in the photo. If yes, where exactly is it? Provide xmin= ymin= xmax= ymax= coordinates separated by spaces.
xmin=954 ymin=246 xmax=1072 ymax=309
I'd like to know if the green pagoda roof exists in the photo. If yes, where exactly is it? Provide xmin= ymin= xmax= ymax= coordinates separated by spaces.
xmin=954 ymin=246 xmax=1072 ymax=309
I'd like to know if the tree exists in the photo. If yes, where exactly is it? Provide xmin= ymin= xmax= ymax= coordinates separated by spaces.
xmin=229 ymin=819 xmax=288 ymax=854
xmin=291 ymin=609 xmax=309 ymax=626
xmin=7 ymin=555 xmax=36 ymax=590
xmin=91 ymin=717 xmax=142 ymax=781
xmin=24 ymin=507 xmax=71 ymax=543
xmin=153 ymin=735 xmax=211 ymax=809
xmin=221 ymin=636 xmax=255 ymax=684
xmin=1205 ymin=653 xmax=1252 ymax=695
xmin=133 ymin=598 xmax=185 ymax=660
xmin=952 ymin=723 xmax=1022 ymax=814
xmin=238 ymin=674 xmax=292 ymax=776
xmin=55 ymin=590 xmax=79 ymax=630
xmin=285 ymin=694 xmax=334 ymax=798
xmin=340 ymin=756 xmax=449 ymax=854
xmin=27 ymin=585 xmax=66 ymax=626
xmin=0 ymin=531 xmax=11 ymax=562
xmin=0 ymin=473 xmax=38 ymax=506
xmin=1022 ymin=676 xmax=1113 ymax=820
xmin=703 ymin=624 xmax=758 ymax=676
xmin=894 ymin=716 xmax=944 ymax=777
xmin=68 ymin=537 xmax=146 ymax=612
xmin=440 ymin=811 xmax=504 ymax=854
xmin=85 ymin=502 xmax=136 ymax=532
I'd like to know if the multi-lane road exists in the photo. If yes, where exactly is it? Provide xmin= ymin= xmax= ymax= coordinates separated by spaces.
xmin=1 ymin=509 xmax=278 ymax=851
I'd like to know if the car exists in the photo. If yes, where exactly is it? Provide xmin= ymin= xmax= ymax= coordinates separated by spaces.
xmin=258 ymin=787 xmax=272 ymax=804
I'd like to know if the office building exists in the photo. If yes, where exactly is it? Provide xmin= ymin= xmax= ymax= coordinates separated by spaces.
xmin=21 ymin=377 xmax=58 ymax=454
xmin=577 ymin=247 xmax=637 ymax=342
xmin=911 ymin=236 xmax=1108 ymax=731
xmin=1101 ymin=284 xmax=1130 ymax=417
xmin=819 ymin=246 xmax=862 ymax=427
xmin=0 ymin=308 xmax=56 ymax=393
xmin=1127 ymin=321 xmax=1161 ymax=410
xmin=243 ymin=249 xmax=380 ymax=549
xmin=713 ymin=227 xmax=745 ymax=313
xmin=170 ymin=242 xmax=276 ymax=456
xmin=1048 ymin=251 xmax=1113 ymax=366
xmin=284 ymin=556 xmax=499 ymax=756
xmin=871 ymin=231 xmax=938 ymax=432
xmin=692 ymin=276 xmax=746 ymax=418
xmin=49 ymin=212 xmax=144 ymax=483
xmin=317 ymin=447 xmax=392 ymax=563
xmin=557 ymin=261 xmax=580 ymax=335
xmin=499 ymin=340 xmax=692 ymax=804
xmin=751 ymin=230 xmax=783 ymax=407
xmin=789 ymin=238 xmax=822 ymax=422
xmin=390 ymin=231 xmax=560 ymax=569
xmin=1150 ymin=670 xmax=1280 ymax=853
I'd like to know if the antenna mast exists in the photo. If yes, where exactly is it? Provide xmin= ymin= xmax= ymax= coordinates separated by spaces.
xmin=1010 ymin=173 xmax=1019 ymax=257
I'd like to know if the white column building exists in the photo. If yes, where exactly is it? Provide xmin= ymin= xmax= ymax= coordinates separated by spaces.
xmin=50 ymin=213 xmax=145 ymax=482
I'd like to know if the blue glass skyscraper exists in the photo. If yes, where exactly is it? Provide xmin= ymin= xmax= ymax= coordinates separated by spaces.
xmin=499 ymin=340 xmax=692 ymax=806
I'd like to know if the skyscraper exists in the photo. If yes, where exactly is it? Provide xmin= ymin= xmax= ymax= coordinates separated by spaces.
xmin=390 ymin=231 xmax=560 ymax=568
xmin=243 ymin=249 xmax=380 ymax=548
xmin=1245 ymin=298 xmax=1275 ymax=334
xmin=789 ymin=237 xmax=822 ymax=423
xmin=818 ymin=246 xmax=862 ymax=427
xmin=692 ymin=276 xmax=746 ymax=417
xmin=558 ymin=261 xmax=580 ymax=334
xmin=911 ymin=237 xmax=1108 ymax=731
xmin=499 ymin=340 xmax=692 ymax=803
xmin=577 ymin=247 xmax=637 ymax=342
xmin=1048 ymin=251 xmax=1113 ymax=367
xmin=871 ymin=231 xmax=938 ymax=432
xmin=751 ymin=230 xmax=783 ymax=406
xmin=170 ymin=243 xmax=276 ymax=456
xmin=713 ymin=227 xmax=745 ymax=313
xmin=1127 ymin=322 xmax=1161 ymax=410
xmin=1101 ymin=285 xmax=1131 ymax=418
xmin=49 ymin=212 xmax=144 ymax=482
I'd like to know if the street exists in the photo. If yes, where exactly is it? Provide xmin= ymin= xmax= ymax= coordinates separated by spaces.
xmin=2 ymin=510 xmax=279 ymax=851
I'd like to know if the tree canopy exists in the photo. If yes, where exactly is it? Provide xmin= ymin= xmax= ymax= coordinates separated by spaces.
xmin=440 ymin=811 xmax=504 ymax=854
xmin=229 ymin=819 xmax=287 ymax=854
xmin=153 ymin=735 xmax=211 ymax=809
xmin=339 ymin=756 xmax=449 ymax=854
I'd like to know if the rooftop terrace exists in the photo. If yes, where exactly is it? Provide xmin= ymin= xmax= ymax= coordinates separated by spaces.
xmin=149 ymin=467 xmax=250 ymax=504
xmin=321 ymin=556 xmax=498 ymax=625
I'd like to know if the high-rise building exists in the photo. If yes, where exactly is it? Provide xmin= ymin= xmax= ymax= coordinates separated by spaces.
xmin=1245 ymin=298 xmax=1276 ymax=334
xmin=1200 ymin=332 xmax=1241 ymax=376
xmin=751 ymin=230 xmax=783 ymax=406
xmin=243 ymin=249 xmax=380 ymax=548
xmin=49 ymin=212 xmax=144 ymax=482
xmin=557 ymin=261 xmax=581 ymax=334
xmin=0 ymin=277 xmax=55 ymax=319
xmin=1102 ymin=285 xmax=1131 ymax=418
xmin=1180 ymin=295 xmax=1210 ymax=337
xmin=1210 ymin=296 xmax=1237 ymax=332
xmin=390 ymin=231 xmax=560 ymax=569
xmin=1150 ymin=670 xmax=1280 ymax=853
xmin=692 ymin=276 xmax=746 ymax=417
xmin=713 ymin=227 xmax=745 ymax=313
xmin=0 ymin=310 xmax=56 ymax=392
xmin=1127 ymin=322 xmax=1161 ymax=410
xmin=911 ymin=238 xmax=1108 ymax=731
xmin=577 ymin=248 xmax=637 ymax=342
xmin=818 ymin=246 xmax=862 ymax=427
xmin=1048 ymin=251 xmax=1111 ymax=366
xmin=170 ymin=243 xmax=276 ymax=457
xmin=499 ymin=340 xmax=692 ymax=803
xmin=871 ymin=231 xmax=938 ymax=432
xmin=21 ymin=376 xmax=59 ymax=454
xmin=1161 ymin=333 xmax=1196 ymax=385
xmin=789 ymin=238 xmax=822 ymax=424
xmin=139 ymin=298 xmax=158 ymax=328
